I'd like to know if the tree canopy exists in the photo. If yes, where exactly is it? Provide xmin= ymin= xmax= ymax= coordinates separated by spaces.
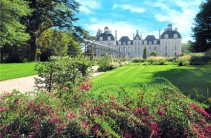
xmin=0 ymin=0 xmax=31 ymax=47
xmin=191 ymin=0 xmax=211 ymax=52
xmin=22 ymin=0 xmax=88 ymax=61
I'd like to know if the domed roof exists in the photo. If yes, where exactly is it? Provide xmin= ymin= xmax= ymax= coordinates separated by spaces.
xmin=160 ymin=30 xmax=182 ymax=39
xmin=96 ymin=32 xmax=115 ymax=41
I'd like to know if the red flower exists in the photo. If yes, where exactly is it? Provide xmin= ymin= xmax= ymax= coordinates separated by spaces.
xmin=137 ymin=107 xmax=142 ymax=114
xmin=0 ymin=107 xmax=5 ymax=113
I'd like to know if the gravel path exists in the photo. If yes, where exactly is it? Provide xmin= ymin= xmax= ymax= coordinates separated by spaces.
xmin=0 ymin=66 xmax=103 ymax=94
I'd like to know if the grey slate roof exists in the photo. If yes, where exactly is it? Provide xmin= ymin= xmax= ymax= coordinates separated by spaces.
xmin=96 ymin=33 xmax=115 ymax=41
xmin=119 ymin=36 xmax=133 ymax=45
xmin=143 ymin=35 xmax=160 ymax=44
xmin=160 ymin=30 xmax=182 ymax=39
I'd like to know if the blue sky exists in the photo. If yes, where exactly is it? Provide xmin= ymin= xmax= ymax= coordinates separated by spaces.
xmin=75 ymin=0 xmax=204 ymax=43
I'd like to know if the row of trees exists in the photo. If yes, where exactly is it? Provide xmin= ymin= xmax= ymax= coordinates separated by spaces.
xmin=0 ymin=0 xmax=89 ymax=62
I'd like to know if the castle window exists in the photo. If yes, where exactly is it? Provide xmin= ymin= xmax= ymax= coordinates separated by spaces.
xmin=128 ymin=47 xmax=131 ymax=51
xmin=165 ymin=52 xmax=167 ymax=57
xmin=174 ymin=52 xmax=177 ymax=56
xmin=174 ymin=34 xmax=178 ymax=38
xmin=149 ymin=41 xmax=152 ymax=44
xmin=100 ymin=37 xmax=103 ymax=41
xmin=154 ymin=47 xmax=156 ymax=51
xmin=144 ymin=41 xmax=147 ymax=45
xmin=119 ymin=48 xmax=121 ymax=51
xmin=136 ymin=37 xmax=139 ymax=40
xmin=108 ymin=42 xmax=110 ymax=46
xmin=108 ymin=36 xmax=111 ymax=40
xmin=118 ymin=41 xmax=121 ymax=45
xmin=164 ymin=34 xmax=168 ymax=39
xmin=165 ymin=46 xmax=167 ymax=50
xmin=175 ymin=46 xmax=177 ymax=50
xmin=154 ymin=40 xmax=157 ymax=44
xmin=135 ymin=42 xmax=136 ymax=46
xmin=123 ymin=47 xmax=126 ymax=51
xmin=123 ymin=42 xmax=126 ymax=45
xmin=138 ymin=42 xmax=140 ymax=45
xmin=128 ymin=41 xmax=131 ymax=45
xmin=149 ymin=46 xmax=151 ymax=50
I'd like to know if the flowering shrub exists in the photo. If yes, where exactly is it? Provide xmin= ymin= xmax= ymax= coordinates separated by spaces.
xmin=0 ymin=81 xmax=210 ymax=137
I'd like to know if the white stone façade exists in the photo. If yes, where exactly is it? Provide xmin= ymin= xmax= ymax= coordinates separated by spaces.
xmin=96 ymin=24 xmax=182 ymax=58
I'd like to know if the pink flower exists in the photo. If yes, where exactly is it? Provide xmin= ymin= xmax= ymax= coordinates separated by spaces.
xmin=205 ymin=125 xmax=211 ymax=134
xmin=0 ymin=107 xmax=5 ymax=112
xmin=190 ymin=103 xmax=210 ymax=117
xmin=137 ymin=107 xmax=142 ymax=113
xmin=57 ymin=124 xmax=65 ymax=134
xmin=69 ymin=112 xmax=74 ymax=120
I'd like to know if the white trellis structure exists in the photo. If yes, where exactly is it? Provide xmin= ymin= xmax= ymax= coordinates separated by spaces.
xmin=82 ymin=39 xmax=126 ymax=59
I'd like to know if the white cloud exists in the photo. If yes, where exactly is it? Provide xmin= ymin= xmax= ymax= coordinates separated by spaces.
xmin=152 ymin=0 xmax=203 ymax=42
xmin=84 ymin=21 xmax=159 ymax=40
xmin=113 ymin=4 xmax=145 ymax=13
xmin=90 ymin=18 xmax=97 ymax=22
xmin=77 ymin=0 xmax=101 ymax=14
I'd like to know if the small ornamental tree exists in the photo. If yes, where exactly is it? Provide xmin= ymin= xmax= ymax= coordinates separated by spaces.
xmin=143 ymin=46 xmax=147 ymax=60
xmin=150 ymin=51 xmax=158 ymax=57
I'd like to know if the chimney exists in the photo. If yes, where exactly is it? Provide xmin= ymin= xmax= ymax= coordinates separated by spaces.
xmin=159 ymin=29 xmax=160 ymax=39
xmin=133 ymin=33 xmax=135 ymax=39
xmin=175 ymin=27 xmax=178 ymax=31
xmin=115 ymin=30 xmax=117 ymax=42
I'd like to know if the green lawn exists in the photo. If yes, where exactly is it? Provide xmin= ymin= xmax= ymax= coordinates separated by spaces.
xmin=92 ymin=63 xmax=211 ymax=97
xmin=0 ymin=63 xmax=37 ymax=81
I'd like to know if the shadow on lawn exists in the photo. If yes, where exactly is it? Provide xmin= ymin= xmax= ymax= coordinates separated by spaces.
xmin=152 ymin=66 xmax=211 ymax=103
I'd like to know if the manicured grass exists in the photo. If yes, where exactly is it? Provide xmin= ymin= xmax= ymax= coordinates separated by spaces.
xmin=0 ymin=63 xmax=37 ymax=81
xmin=92 ymin=63 xmax=211 ymax=97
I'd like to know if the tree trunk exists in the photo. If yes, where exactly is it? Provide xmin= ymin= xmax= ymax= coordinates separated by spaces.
xmin=29 ymin=35 xmax=38 ymax=61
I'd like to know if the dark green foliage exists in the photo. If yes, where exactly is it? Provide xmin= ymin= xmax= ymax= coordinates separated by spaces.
xmin=143 ymin=46 xmax=147 ymax=60
xmin=191 ymin=0 xmax=211 ymax=52
xmin=22 ymin=0 xmax=89 ymax=61
xmin=189 ymin=55 xmax=211 ymax=65
xmin=150 ymin=51 xmax=158 ymax=57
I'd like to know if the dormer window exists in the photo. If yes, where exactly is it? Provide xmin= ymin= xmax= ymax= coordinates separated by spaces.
xmin=118 ymin=41 xmax=121 ymax=45
xmin=154 ymin=40 xmax=157 ymax=44
xmin=99 ymin=37 xmax=103 ymax=41
xmin=174 ymin=34 xmax=178 ymax=38
xmin=136 ymin=37 xmax=139 ymax=40
xmin=128 ymin=41 xmax=131 ymax=45
xmin=164 ymin=34 xmax=168 ymax=39
xmin=108 ymin=36 xmax=111 ymax=40
xmin=149 ymin=41 xmax=152 ymax=44
xmin=123 ymin=42 xmax=126 ymax=45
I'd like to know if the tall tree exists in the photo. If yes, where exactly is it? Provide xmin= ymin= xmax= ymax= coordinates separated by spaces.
xmin=143 ymin=46 xmax=147 ymax=60
xmin=0 ymin=0 xmax=31 ymax=47
xmin=23 ymin=0 xmax=88 ymax=61
xmin=191 ymin=0 xmax=211 ymax=52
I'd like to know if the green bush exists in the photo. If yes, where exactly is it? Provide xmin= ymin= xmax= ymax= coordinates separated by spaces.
xmin=132 ymin=58 xmax=144 ymax=63
xmin=190 ymin=56 xmax=211 ymax=65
